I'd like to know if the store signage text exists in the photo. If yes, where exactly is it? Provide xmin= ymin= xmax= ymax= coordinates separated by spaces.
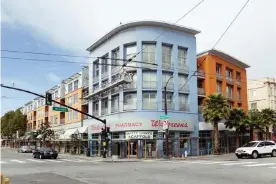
xmin=151 ymin=120 xmax=188 ymax=128
xmin=115 ymin=122 xmax=142 ymax=128
xmin=126 ymin=131 xmax=153 ymax=140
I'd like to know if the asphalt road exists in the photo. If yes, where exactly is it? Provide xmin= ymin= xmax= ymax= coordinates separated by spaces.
xmin=1 ymin=148 xmax=276 ymax=184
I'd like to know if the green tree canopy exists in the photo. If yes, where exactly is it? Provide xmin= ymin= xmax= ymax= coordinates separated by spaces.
xmin=1 ymin=109 xmax=27 ymax=138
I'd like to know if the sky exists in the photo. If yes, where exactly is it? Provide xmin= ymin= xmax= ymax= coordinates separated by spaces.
xmin=1 ymin=0 xmax=276 ymax=116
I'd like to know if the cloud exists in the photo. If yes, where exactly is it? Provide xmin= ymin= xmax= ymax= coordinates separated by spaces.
xmin=1 ymin=0 xmax=276 ymax=79
xmin=46 ymin=73 xmax=61 ymax=83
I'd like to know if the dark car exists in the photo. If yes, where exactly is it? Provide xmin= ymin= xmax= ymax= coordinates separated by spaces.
xmin=18 ymin=146 xmax=33 ymax=153
xmin=33 ymin=148 xmax=58 ymax=159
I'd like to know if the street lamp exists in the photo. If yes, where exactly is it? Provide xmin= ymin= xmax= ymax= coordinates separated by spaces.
xmin=164 ymin=75 xmax=173 ymax=159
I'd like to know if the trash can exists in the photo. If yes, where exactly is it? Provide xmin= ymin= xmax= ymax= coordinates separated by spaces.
xmin=86 ymin=148 xmax=90 ymax=157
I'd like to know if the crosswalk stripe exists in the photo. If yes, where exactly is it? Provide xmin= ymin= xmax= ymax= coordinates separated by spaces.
xmin=0 ymin=161 xmax=7 ymax=164
xmin=27 ymin=159 xmax=45 ymax=163
xmin=60 ymin=159 xmax=83 ymax=162
xmin=198 ymin=161 xmax=226 ymax=164
xmin=10 ymin=159 xmax=26 ymax=163
xmin=221 ymin=162 xmax=257 ymax=166
xmin=46 ymin=159 xmax=63 ymax=163
xmin=242 ymin=163 xmax=276 ymax=167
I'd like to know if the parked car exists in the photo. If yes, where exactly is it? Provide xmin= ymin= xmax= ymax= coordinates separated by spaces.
xmin=235 ymin=140 xmax=276 ymax=159
xmin=33 ymin=148 xmax=58 ymax=159
xmin=18 ymin=146 xmax=32 ymax=153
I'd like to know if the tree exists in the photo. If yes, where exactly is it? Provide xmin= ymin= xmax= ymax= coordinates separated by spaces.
xmin=245 ymin=109 xmax=262 ymax=140
xmin=203 ymin=94 xmax=230 ymax=154
xmin=260 ymin=108 xmax=276 ymax=140
xmin=1 ymin=109 xmax=27 ymax=138
xmin=225 ymin=108 xmax=247 ymax=148
xmin=36 ymin=121 xmax=54 ymax=145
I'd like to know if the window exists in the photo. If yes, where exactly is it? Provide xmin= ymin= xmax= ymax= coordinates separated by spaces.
xmin=216 ymin=64 xmax=221 ymax=74
xmin=162 ymin=92 xmax=173 ymax=110
xmin=74 ymin=80 xmax=78 ymax=90
xmin=226 ymin=68 xmax=232 ymax=79
xmin=270 ymin=87 xmax=273 ymax=96
xmin=68 ymin=96 xmax=72 ymax=106
xmin=111 ymin=95 xmax=119 ymax=113
xmin=178 ymin=75 xmax=187 ymax=90
xmin=125 ymin=45 xmax=137 ymax=67
xmin=226 ymin=85 xmax=232 ymax=98
xmin=93 ymin=61 xmax=99 ymax=78
xmin=124 ymin=93 xmax=137 ymax=110
xmin=143 ymin=92 xmax=157 ymax=110
xmin=251 ymin=103 xmax=257 ymax=109
xmin=216 ymin=82 xmax=222 ymax=93
xmin=228 ymin=102 xmax=233 ymax=109
xmin=162 ymin=73 xmax=174 ymax=90
xmin=112 ymin=48 xmax=120 ymax=73
xmin=236 ymin=72 xmax=241 ymax=81
xmin=179 ymin=94 xmax=188 ymax=111
xmin=93 ymin=101 xmax=99 ymax=114
xmin=237 ymin=88 xmax=241 ymax=101
xmin=124 ymin=73 xmax=137 ymax=89
xmin=250 ymin=90 xmax=256 ymax=97
xmin=142 ymin=44 xmax=156 ymax=66
xmin=68 ymin=83 xmax=73 ymax=93
xmin=101 ymin=56 xmax=108 ymax=76
xmin=142 ymin=72 xmax=157 ymax=89
xmin=73 ymin=110 xmax=78 ymax=120
xmin=178 ymin=48 xmax=187 ymax=68
xmin=162 ymin=45 xmax=172 ymax=68
xmin=73 ymin=94 xmax=78 ymax=104
xmin=68 ymin=110 xmax=72 ymax=121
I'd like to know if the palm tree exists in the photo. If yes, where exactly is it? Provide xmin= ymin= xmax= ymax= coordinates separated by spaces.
xmin=246 ymin=109 xmax=263 ymax=140
xmin=203 ymin=94 xmax=230 ymax=154
xmin=260 ymin=108 xmax=276 ymax=140
xmin=225 ymin=108 xmax=247 ymax=148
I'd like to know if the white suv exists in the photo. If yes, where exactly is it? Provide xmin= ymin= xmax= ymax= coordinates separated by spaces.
xmin=235 ymin=140 xmax=276 ymax=159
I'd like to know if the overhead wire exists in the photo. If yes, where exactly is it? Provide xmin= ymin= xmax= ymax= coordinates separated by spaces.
xmin=173 ymin=0 xmax=251 ymax=99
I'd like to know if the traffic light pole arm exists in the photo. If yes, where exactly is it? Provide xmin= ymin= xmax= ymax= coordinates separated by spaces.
xmin=1 ymin=84 xmax=106 ymax=124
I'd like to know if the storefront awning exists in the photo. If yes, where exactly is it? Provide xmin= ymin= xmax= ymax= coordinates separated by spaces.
xmin=63 ymin=128 xmax=79 ymax=139
xmin=78 ymin=126 xmax=88 ymax=134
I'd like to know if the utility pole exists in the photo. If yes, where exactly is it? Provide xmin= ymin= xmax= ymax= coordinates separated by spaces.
xmin=164 ymin=75 xmax=173 ymax=159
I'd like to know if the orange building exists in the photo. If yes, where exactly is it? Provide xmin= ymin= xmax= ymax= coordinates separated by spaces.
xmin=197 ymin=49 xmax=250 ymax=112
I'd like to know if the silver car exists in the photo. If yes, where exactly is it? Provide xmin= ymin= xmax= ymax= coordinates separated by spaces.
xmin=18 ymin=146 xmax=33 ymax=153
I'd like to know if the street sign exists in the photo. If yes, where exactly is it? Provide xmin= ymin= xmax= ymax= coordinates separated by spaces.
xmin=52 ymin=106 xmax=68 ymax=112
xmin=160 ymin=115 xmax=170 ymax=120
xmin=163 ymin=119 xmax=169 ymax=130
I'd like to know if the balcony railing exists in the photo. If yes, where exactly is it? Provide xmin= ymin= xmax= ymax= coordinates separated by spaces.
xmin=60 ymin=118 xmax=65 ymax=125
xmin=227 ymin=93 xmax=233 ymax=99
xmin=111 ymin=105 xmax=119 ymax=113
xmin=197 ymin=70 xmax=205 ymax=78
xmin=216 ymin=73 xmax=223 ymax=80
xmin=123 ymin=102 xmax=137 ymax=110
xmin=162 ymin=102 xmax=174 ymax=110
xmin=178 ymin=64 xmax=189 ymax=74
xmin=179 ymin=103 xmax=189 ymax=111
xmin=179 ymin=85 xmax=189 ymax=93
xmin=111 ymin=86 xmax=120 ymax=94
xmin=198 ymin=106 xmax=204 ymax=113
xmin=93 ymin=76 xmax=99 ymax=83
xmin=83 ymin=91 xmax=89 ymax=98
xmin=236 ymin=79 xmax=241 ymax=86
xmin=163 ymin=82 xmax=174 ymax=90
xmin=162 ymin=62 xmax=173 ymax=69
xmin=198 ymin=88 xmax=205 ymax=96
xmin=226 ymin=77 xmax=234 ymax=84
xmin=124 ymin=82 xmax=137 ymax=89
xmin=101 ymin=108 xmax=108 ymax=115
xmin=82 ymin=98 xmax=89 ymax=105
xmin=142 ymin=102 xmax=157 ymax=110
xmin=142 ymin=81 xmax=157 ymax=89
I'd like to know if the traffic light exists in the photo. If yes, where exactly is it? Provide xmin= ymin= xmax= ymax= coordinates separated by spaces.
xmin=45 ymin=92 xmax=52 ymax=106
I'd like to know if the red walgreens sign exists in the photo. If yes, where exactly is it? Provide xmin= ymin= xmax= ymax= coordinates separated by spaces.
xmin=151 ymin=120 xmax=188 ymax=128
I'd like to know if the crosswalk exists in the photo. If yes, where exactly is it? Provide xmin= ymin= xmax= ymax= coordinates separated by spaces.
xmin=1 ymin=158 xmax=100 ymax=165
xmin=162 ymin=160 xmax=276 ymax=169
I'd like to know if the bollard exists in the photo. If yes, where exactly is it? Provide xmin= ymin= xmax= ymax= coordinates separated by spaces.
xmin=4 ymin=178 xmax=9 ymax=184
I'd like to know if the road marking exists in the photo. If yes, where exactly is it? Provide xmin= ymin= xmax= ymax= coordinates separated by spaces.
xmin=269 ymin=167 xmax=276 ymax=169
xmin=0 ymin=161 xmax=7 ymax=164
xmin=10 ymin=159 xmax=26 ymax=163
xmin=47 ymin=159 xmax=63 ymax=163
xmin=242 ymin=163 xmax=276 ymax=167
xmin=60 ymin=159 xmax=83 ymax=162
xmin=27 ymin=159 xmax=45 ymax=163
xmin=221 ymin=162 xmax=258 ymax=166
xmin=198 ymin=161 xmax=226 ymax=165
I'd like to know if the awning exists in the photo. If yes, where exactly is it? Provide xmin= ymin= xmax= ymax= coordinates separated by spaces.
xmin=78 ymin=126 xmax=88 ymax=134
xmin=63 ymin=128 xmax=79 ymax=139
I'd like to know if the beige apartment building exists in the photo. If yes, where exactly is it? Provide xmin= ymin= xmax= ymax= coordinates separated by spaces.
xmin=248 ymin=77 xmax=276 ymax=110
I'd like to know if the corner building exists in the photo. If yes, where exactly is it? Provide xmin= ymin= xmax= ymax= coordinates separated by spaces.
xmin=84 ymin=21 xmax=200 ymax=158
